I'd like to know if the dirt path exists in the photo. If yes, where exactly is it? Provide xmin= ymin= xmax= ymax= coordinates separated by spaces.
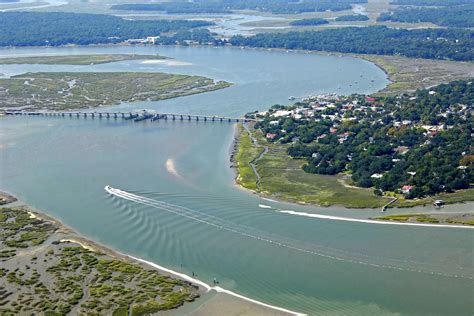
xmin=243 ymin=123 xmax=268 ymax=190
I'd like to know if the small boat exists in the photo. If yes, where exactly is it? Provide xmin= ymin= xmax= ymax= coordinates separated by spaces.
xmin=288 ymin=96 xmax=295 ymax=100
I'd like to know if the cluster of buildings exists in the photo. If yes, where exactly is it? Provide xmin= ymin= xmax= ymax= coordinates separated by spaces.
xmin=125 ymin=36 xmax=160 ymax=44
xmin=257 ymin=91 xmax=471 ymax=198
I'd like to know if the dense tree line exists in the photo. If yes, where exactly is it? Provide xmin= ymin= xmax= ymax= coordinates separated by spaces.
xmin=156 ymin=29 xmax=217 ymax=45
xmin=290 ymin=18 xmax=328 ymax=26
xmin=229 ymin=26 xmax=474 ymax=61
xmin=254 ymin=80 xmax=473 ymax=198
xmin=112 ymin=0 xmax=367 ymax=15
xmin=378 ymin=4 xmax=474 ymax=28
xmin=335 ymin=14 xmax=369 ymax=22
xmin=0 ymin=12 xmax=212 ymax=47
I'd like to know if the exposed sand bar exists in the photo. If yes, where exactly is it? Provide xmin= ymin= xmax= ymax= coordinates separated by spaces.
xmin=131 ymin=256 xmax=304 ymax=316
xmin=279 ymin=210 xmax=474 ymax=229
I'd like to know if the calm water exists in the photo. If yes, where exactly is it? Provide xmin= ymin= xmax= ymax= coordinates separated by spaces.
xmin=1 ymin=46 xmax=473 ymax=315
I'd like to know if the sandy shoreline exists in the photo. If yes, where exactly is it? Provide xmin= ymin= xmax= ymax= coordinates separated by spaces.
xmin=0 ymin=191 xmax=300 ymax=315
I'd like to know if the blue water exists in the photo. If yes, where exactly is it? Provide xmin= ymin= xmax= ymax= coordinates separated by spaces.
xmin=0 ymin=46 xmax=472 ymax=315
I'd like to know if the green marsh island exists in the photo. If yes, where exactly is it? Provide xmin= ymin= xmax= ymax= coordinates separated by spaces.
xmin=0 ymin=205 xmax=201 ymax=315
xmin=0 ymin=71 xmax=231 ymax=110
xmin=0 ymin=54 xmax=168 ymax=65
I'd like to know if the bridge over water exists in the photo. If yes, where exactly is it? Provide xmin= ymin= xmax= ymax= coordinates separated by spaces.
xmin=2 ymin=110 xmax=257 ymax=123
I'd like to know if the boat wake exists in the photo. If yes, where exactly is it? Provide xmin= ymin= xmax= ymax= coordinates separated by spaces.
xmin=104 ymin=186 xmax=473 ymax=280
xmin=279 ymin=210 xmax=474 ymax=229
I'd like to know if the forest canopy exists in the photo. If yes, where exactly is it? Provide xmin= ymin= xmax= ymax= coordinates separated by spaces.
xmin=111 ymin=0 xmax=367 ymax=14
xmin=290 ymin=18 xmax=329 ymax=26
xmin=0 ymin=12 xmax=212 ymax=47
xmin=335 ymin=15 xmax=369 ymax=22
xmin=229 ymin=26 xmax=474 ymax=61
xmin=378 ymin=4 xmax=474 ymax=28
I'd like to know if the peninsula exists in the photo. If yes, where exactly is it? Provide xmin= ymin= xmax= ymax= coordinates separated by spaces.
xmin=235 ymin=79 xmax=473 ymax=209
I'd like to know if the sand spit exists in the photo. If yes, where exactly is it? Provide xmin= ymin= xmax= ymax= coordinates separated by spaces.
xmin=279 ymin=210 xmax=474 ymax=229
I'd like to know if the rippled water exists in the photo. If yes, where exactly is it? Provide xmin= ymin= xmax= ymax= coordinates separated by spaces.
xmin=1 ymin=46 xmax=473 ymax=315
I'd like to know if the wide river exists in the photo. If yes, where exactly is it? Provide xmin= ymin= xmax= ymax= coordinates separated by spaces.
xmin=1 ymin=46 xmax=473 ymax=315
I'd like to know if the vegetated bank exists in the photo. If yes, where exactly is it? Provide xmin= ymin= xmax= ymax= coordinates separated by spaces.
xmin=0 ymin=54 xmax=167 ymax=65
xmin=229 ymin=26 xmax=474 ymax=61
xmin=236 ymin=79 xmax=473 ymax=208
xmin=0 ymin=203 xmax=201 ymax=315
xmin=357 ymin=54 xmax=474 ymax=95
xmin=373 ymin=213 xmax=474 ymax=226
xmin=378 ymin=3 xmax=474 ymax=28
xmin=2 ymin=12 xmax=473 ymax=65
xmin=233 ymin=123 xmax=389 ymax=208
xmin=0 ymin=72 xmax=231 ymax=110
xmin=111 ymin=0 xmax=367 ymax=15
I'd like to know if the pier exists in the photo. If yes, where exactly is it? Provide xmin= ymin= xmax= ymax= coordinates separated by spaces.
xmin=2 ymin=110 xmax=255 ymax=123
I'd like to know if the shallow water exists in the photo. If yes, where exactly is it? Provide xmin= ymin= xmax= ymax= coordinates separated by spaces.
xmin=1 ymin=46 xmax=473 ymax=315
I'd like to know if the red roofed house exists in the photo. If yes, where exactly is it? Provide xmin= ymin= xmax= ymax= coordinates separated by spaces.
xmin=366 ymin=97 xmax=376 ymax=102
xmin=266 ymin=133 xmax=277 ymax=139
xmin=401 ymin=185 xmax=413 ymax=194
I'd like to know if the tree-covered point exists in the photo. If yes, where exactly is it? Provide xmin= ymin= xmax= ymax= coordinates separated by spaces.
xmin=335 ymin=14 xmax=369 ymax=22
xmin=0 ymin=12 xmax=212 ymax=47
xmin=290 ymin=18 xmax=328 ymax=26
xmin=378 ymin=4 xmax=474 ymax=28
xmin=390 ymin=0 xmax=472 ymax=5
xmin=229 ymin=26 xmax=474 ymax=61
xmin=112 ymin=0 xmax=367 ymax=15
xmin=253 ymin=80 xmax=473 ymax=199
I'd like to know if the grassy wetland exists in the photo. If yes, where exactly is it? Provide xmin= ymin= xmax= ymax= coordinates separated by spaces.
xmin=0 ymin=54 xmax=167 ymax=65
xmin=234 ymin=124 xmax=388 ymax=208
xmin=0 ymin=72 xmax=231 ymax=110
xmin=234 ymin=123 xmax=474 ymax=210
xmin=0 ymin=206 xmax=200 ymax=315
xmin=359 ymin=55 xmax=474 ymax=96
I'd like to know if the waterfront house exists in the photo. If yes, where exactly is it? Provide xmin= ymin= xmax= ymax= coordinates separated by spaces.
xmin=401 ymin=185 xmax=413 ymax=194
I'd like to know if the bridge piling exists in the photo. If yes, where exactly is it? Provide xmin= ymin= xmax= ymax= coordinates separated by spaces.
xmin=3 ymin=110 xmax=255 ymax=124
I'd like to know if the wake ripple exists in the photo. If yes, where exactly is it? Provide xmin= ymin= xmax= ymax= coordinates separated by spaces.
xmin=105 ymin=186 xmax=474 ymax=280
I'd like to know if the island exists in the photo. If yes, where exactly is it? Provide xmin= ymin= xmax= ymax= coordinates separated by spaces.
xmin=0 ymin=54 xmax=168 ymax=65
xmin=235 ymin=79 xmax=473 ymax=210
xmin=0 ymin=72 xmax=231 ymax=110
